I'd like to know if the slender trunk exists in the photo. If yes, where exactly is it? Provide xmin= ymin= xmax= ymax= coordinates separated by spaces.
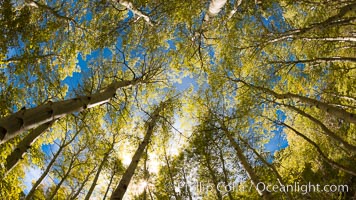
xmin=237 ymin=135 xmax=293 ymax=200
xmin=26 ymin=0 xmax=75 ymax=23
xmin=203 ymin=153 xmax=223 ymax=200
xmin=49 ymin=145 xmax=86 ymax=199
xmin=269 ymin=57 xmax=356 ymax=64
xmin=217 ymin=147 xmax=235 ymax=200
xmin=48 ymin=155 xmax=78 ymax=200
xmin=266 ymin=17 xmax=354 ymax=44
xmin=143 ymin=148 xmax=151 ymax=200
xmin=25 ymin=127 xmax=83 ymax=200
xmin=0 ymin=78 xmax=141 ymax=144
xmin=220 ymin=124 xmax=271 ymax=200
xmin=300 ymin=36 xmax=356 ymax=42
xmin=228 ymin=0 xmax=242 ymax=19
xmin=233 ymin=79 xmax=356 ymax=124
xmin=70 ymin=166 xmax=98 ymax=200
xmin=204 ymin=0 xmax=227 ymax=21
xmin=110 ymin=102 xmax=166 ymax=200
xmin=84 ymin=150 xmax=112 ymax=200
xmin=284 ymin=104 xmax=356 ymax=153
xmin=164 ymin=150 xmax=179 ymax=200
xmin=117 ymin=0 xmax=153 ymax=26
xmin=148 ymin=187 xmax=154 ymax=200
xmin=265 ymin=3 xmax=356 ymax=44
xmin=24 ymin=145 xmax=63 ymax=200
xmin=278 ymin=121 xmax=356 ymax=176
xmin=5 ymin=122 xmax=52 ymax=174
xmin=182 ymin=167 xmax=193 ymax=200
xmin=103 ymin=168 xmax=116 ymax=200
xmin=2 ymin=53 xmax=57 ymax=64
xmin=143 ymin=151 xmax=148 ymax=200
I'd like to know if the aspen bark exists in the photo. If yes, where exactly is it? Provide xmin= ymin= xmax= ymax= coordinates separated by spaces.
xmin=217 ymin=146 xmax=235 ymax=200
xmin=220 ymin=124 xmax=271 ymax=200
xmin=237 ymin=135 xmax=293 ymax=200
xmin=300 ymin=37 xmax=356 ymax=42
xmin=228 ymin=0 xmax=242 ymax=19
xmin=280 ymin=121 xmax=356 ymax=176
xmin=110 ymin=102 xmax=166 ymax=200
xmin=25 ymin=145 xmax=63 ymax=200
xmin=233 ymin=80 xmax=356 ymax=124
xmin=204 ymin=153 xmax=223 ymax=200
xmin=0 ymin=78 xmax=141 ymax=144
xmin=103 ymin=169 xmax=116 ymax=200
xmin=284 ymin=104 xmax=356 ymax=153
xmin=84 ymin=149 xmax=113 ymax=200
xmin=48 ymin=155 xmax=79 ymax=200
xmin=182 ymin=167 xmax=193 ymax=200
xmin=204 ymin=0 xmax=227 ymax=21
xmin=117 ymin=0 xmax=153 ymax=26
xmin=265 ymin=3 xmax=356 ymax=44
xmin=25 ymin=128 xmax=82 ymax=200
xmin=5 ymin=122 xmax=52 ymax=174
xmin=70 ymin=167 xmax=97 ymax=200
xmin=164 ymin=149 xmax=179 ymax=200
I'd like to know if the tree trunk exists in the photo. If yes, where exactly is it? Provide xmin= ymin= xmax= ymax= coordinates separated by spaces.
xmin=203 ymin=152 xmax=223 ymax=200
xmin=110 ymin=102 xmax=166 ymax=200
xmin=103 ymin=168 xmax=116 ymax=200
xmin=25 ymin=127 xmax=83 ymax=200
xmin=182 ymin=167 xmax=193 ymax=200
xmin=205 ymin=0 xmax=227 ymax=21
xmin=0 ymin=77 xmax=141 ymax=144
xmin=5 ymin=122 xmax=52 ymax=174
xmin=300 ymin=36 xmax=356 ymax=42
xmin=220 ymin=124 xmax=271 ymax=200
xmin=48 ymin=156 xmax=77 ymax=200
xmin=117 ymin=0 xmax=153 ymax=26
xmin=278 ymin=121 xmax=356 ymax=176
xmin=25 ymin=145 xmax=63 ymax=200
xmin=237 ymin=134 xmax=293 ymax=200
xmin=70 ymin=166 xmax=98 ymax=200
xmin=284 ymin=104 xmax=356 ymax=153
xmin=84 ymin=148 xmax=113 ymax=200
xmin=216 ymin=145 xmax=235 ymax=200
xmin=233 ymin=79 xmax=356 ymax=124
xmin=164 ymin=149 xmax=179 ymax=200
xmin=269 ymin=57 xmax=356 ymax=64
xmin=48 ymin=145 xmax=85 ymax=199
xmin=265 ymin=3 xmax=356 ymax=44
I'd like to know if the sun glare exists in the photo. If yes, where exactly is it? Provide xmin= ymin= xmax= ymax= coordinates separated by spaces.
xmin=122 ymin=154 xmax=132 ymax=166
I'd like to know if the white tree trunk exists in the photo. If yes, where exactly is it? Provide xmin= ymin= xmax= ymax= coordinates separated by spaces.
xmin=110 ymin=102 xmax=166 ymax=200
xmin=221 ymin=125 xmax=271 ymax=200
xmin=118 ymin=0 xmax=153 ymax=26
xmin=233 ymin=80 xmax=356 ymax=124
xmin=5 ymin=122 xmax=52 ymax=173
xmin=0 ymin=78 xmax=141 ymax=145
xmin=204 ymin=0 xmax=227 ymax=21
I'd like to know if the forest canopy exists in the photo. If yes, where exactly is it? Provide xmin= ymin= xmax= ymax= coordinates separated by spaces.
xmin=0 ymin=0 xmax=355 ymax=199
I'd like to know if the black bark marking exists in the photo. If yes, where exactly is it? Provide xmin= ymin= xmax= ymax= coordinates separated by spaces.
xmin=0 ymin=127 xmax=7 ymax=140
xmin=16 ymin=117 xmax=24 ymax=127
xmin=123 ymin=184 xmax=127 ymax=190
xmin=48 ymin=109 xmax=54 ymax=115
